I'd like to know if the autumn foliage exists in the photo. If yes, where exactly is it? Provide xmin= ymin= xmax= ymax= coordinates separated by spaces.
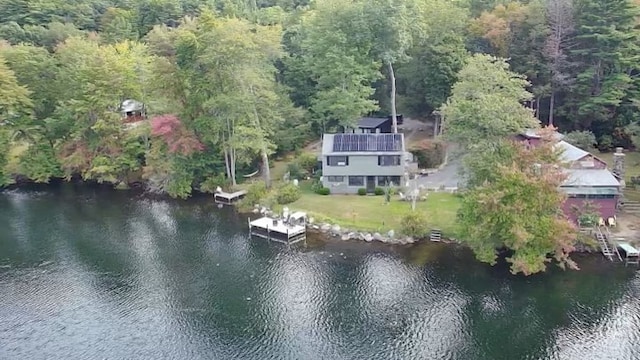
xmin=150 ymin=115 xmax=204 ymax=156
xmin=458 ymin=127 xmax=578 ymax=275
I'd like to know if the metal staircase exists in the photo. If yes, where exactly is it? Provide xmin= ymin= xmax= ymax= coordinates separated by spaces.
xmin=595 ymin=226 xmax=622 ymax=262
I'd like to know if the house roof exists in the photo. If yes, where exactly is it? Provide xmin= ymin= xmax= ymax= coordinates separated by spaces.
xmin=521 ymin=128 xmax=565 ymax=140
xmin=358 ymin=117 xmax=389 ymax=129
xmin=555 ymin=141 xmax=590 ymax=162
xmin=562 ymin=169 xmax=621 ymax=187
xmin=322 ymin=133 xmax=404 ymax=155
xmin=120 ymin=99 xmax=144 ymax=112
xmin=561 ymin=187 xmax=619 ymax=196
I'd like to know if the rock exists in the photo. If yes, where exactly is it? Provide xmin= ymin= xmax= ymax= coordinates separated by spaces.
xmin=406 ymin=237 xmax=415 ymax=244
xmin=347 ymin=232 xmax=357 ymax=240
xmin=320 ymin=224 xmax=331 ymax=232
xmin=312 ymin=225 xmax=320 ymax=230
xmin=341 ymin=233 xmax=350 ymax=241
xmin=308 ymin=217 xmax=315 ymax=224
xmin=373 ymin=232 xmax=383 ymax=241
xmin=331 ymin=224 xmax=341 ymax=234
xmin=387 ymin=229 xmax=395 ymax=238
xmin=364 ymin=233 xmax=373 ymax=242
xmin=252 ymin=208 xmax=259 ymax=214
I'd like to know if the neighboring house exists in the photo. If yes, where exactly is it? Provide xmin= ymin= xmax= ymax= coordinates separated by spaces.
xmin=120 ymin=99 xmax=146 ymax=123
xmin=321 ymin=133 xmax=410 ymax=194
xmin=516 ymin=128 xmax=622 ymax=224
xmin=343 ymin=114 xmax=404 ymax=134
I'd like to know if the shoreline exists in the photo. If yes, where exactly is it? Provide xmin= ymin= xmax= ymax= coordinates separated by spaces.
xmin=2 ymin=180 xmax=604 ymax=255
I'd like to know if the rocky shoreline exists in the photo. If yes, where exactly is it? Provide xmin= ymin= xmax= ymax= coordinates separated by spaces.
xmin=251 ymin=205 xmax=460 ymax=246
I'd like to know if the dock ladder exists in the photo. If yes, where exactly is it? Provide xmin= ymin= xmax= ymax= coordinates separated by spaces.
xmin=430 ymin=229 xmax=442 ymax=242
xmin=595 ymin=226 xmax=622 ymax=262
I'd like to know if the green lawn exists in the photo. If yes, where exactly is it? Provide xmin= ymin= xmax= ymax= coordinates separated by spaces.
xmin=279 ymin=189 xmax=462 ymax=237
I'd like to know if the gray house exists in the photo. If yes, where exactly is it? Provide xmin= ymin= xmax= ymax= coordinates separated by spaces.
xmin=321 ymin=133 xmax=409 ymax=194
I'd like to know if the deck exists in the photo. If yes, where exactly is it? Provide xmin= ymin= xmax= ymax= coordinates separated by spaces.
xmin=214 ymin=190 xmax=247 ymax=204
xmin=248 ymin=216 xmax=306 ymax=244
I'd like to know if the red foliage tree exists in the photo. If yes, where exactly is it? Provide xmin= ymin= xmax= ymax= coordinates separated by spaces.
xmin=150 ymin=115 xmax=204 ymax=156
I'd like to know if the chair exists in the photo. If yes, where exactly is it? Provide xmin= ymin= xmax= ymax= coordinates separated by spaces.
xmin=608 ymin=217 xmax=616 ymax=227
xmin=598 ymin=218 xmax=606 ymax=227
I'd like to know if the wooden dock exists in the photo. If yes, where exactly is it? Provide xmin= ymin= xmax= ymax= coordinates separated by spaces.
xmin=248 ymin=216 xmax=306 ymax=244
xmin=214 ymin=190 xmax=247 ymax=205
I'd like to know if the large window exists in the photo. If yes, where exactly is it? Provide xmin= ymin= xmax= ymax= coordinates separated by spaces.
xmin=378 ymin=155 xmax=401 ymax=166
xmin=377 ymin=176 xmax=402 ymax=186
xmin=348 ymin=176 xmax=364 ymax=186
xmin=327 ymin=176 xmax=344 ymax=182
xmin=327 ymin=156 xmax=349 ymax=166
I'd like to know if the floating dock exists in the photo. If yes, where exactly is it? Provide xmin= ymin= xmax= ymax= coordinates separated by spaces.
xmin=248 ymin=214 xmax=307 ymax=244
xmin=617 ymin=241 xmax=639 ymax=266
xmin=214 ymin=190 xmax=247 ymax=205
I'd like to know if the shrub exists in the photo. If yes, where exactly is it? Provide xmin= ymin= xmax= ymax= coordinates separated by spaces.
xmin=374 ymin=187 xmax=384 ymax=195
xmin=199 ymin=174 xmax=228 ymax=193
xmin=357 ymin=188 xmax=367 ymax=195
xmin=410 ymin=139 xmax=446 ymax=169
xmin=286 ymin=162 xmax=306 ymax=179
xmin=242 ymin=182 xmax=268 ymax=207
xmin=564 ymin=130 xmax=597 ymax=151
xmin=296 ymin=152 xmax=319 ymax=174
xmin=315 ymin=187 xmax=330 ymax=195
xmin=400 ymin=212 xmax=429 ymax=238
xmin=276 ymin=183 xmax=301 ymax=204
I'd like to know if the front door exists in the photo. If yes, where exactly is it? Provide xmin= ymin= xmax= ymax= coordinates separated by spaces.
xmin=366 ymin=176 xmax=376 ymax=193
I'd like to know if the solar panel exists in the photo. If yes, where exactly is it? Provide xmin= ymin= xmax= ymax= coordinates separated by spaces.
xmin=332 ymin=134 xmax=402 ymax=152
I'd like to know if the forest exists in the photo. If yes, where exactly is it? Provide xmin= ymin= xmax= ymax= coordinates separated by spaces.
xmin=0 ymin=0 xmax=639 ymax=201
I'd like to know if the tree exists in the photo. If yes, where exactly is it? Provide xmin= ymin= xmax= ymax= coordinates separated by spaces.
xmin=441 ymin=54 xmax=539 ymax=150
xmin=564 ymin=0 xmax=640 ymax=130
xmin=544 ymin=0 xmax=574 ymax=126
xmin=301 ymin=0 xmax=380 ymax=132
xmin=0 ymin=54 xmax=32 ymax=124
xmin=457 ymin=136 xmax=578 ymax=275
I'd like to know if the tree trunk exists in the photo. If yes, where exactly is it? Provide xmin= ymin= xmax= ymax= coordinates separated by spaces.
xmin=388 ymin=61 xmax=398 ymax=134
xmin=249 ymin=85 xmax=271 ymax=189
xmin=223 ymin=146 xmax=231 ymax=181
xmin=230 ymin=147 xmax=237 ymax=186
xmin=226 ymin=118 xmax=237 ymax=186
xmin=549 ymin=91 xmax=555 ymax=127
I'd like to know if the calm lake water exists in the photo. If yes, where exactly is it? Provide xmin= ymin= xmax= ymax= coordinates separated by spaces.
xmin=1 ymin=185 xmax=640 ymax=360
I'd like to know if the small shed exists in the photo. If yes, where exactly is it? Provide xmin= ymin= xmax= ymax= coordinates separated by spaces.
xmin=120 ymin=99 xmax=146 ymax=123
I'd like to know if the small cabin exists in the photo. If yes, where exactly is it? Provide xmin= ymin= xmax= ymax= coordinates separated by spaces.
xmin=120 ymin=99 xmax=146 ymax=123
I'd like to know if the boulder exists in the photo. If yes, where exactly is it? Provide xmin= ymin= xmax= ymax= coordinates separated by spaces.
xmin=406 ymin=237 xmax=415 ymax=244
xmin=331 ymin=224 xmax=341 ymax=234
xmin=364 ymin=233 xmax=373 ymax=242
xmin=387 ymin=230 xmax=395 ymax=238
xmin=373 ymin=232 xmax=383 ymax=241
xmin=308 ymin=217 xmax=315 ymax=224
xmin=341 ymin=233 xmax=350 ymax=241
xmin=311 ymin=225 xmax=320 ymax=230
xmin=320 ymin=224 xmax=331 ymax=232
xmin=347 ymin=232 xmax=357 ymax=240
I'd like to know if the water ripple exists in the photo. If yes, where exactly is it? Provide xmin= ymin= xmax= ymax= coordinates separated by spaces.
xmin=1 ymin=187 xmax=640 ymax=360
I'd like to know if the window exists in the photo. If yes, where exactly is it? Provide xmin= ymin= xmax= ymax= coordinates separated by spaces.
xmin=327 ymin=176 xmax=344 ymax=182
xmin=377 ymin=176 xmax=402 ymax=186
xmin=348 ymin=176 xmax=364 ymax=186
xmin=327 ymin=156 xmax=349 ymax=166
xmin=378 ymin=155 xmax=401 ymax=166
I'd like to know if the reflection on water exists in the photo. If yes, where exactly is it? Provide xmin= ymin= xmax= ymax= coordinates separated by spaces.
xmin=0 ymin=185 xmax=639 ymax=360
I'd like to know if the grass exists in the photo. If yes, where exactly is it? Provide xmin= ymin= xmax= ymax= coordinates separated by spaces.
xmin=276 ymin=184 xmax=462 ymax=237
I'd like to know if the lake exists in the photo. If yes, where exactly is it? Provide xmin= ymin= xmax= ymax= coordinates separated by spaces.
xmin=1 ymin=185 xmax=639 ymax=360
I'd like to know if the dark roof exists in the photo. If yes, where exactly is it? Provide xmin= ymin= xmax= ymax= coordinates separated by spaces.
xmin=332 ymin=133 xmax=402 ymax=152
xmin=357 ymin=117 xmax=389 ymax=129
